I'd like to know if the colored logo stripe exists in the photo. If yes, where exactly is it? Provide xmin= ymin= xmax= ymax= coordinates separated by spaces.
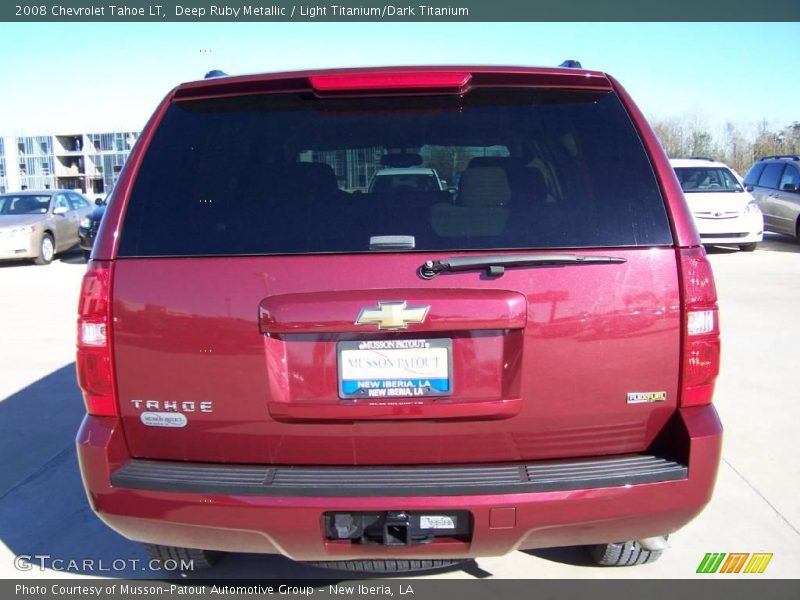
xmin=744 ymin=553 xmax=773 ymax=574
xmin=696 ymin=552 xmax=773 ymax=574
xmin=719 ymin=553 xmax=749 ymax=573
xmin=697 ymin=553 xmax=726 ymax=573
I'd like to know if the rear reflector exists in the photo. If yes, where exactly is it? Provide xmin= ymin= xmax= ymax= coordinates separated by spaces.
xmin=76 ymin=260 xmax=117 ymax=417
xmin=310 ymin=72 xmax=471 ymax=93
xmin=679 ymin=247 xmax=720 ymax=407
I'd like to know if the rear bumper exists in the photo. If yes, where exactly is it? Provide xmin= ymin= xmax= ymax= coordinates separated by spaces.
xmin=77 ymin=406 xmax=722 ymax=560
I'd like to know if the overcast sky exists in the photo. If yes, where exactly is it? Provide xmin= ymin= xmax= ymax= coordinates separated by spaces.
xmin=1 ymin=22 xmax=798 ymax=135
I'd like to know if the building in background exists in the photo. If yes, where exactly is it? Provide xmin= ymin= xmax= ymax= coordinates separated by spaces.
xmin=0 ymin=133 xmax=513 ymax=196
xmin=0 ymin=138 xmax=6 ymax=193
xmin=0 ymin=131 xmax=139 ymax=196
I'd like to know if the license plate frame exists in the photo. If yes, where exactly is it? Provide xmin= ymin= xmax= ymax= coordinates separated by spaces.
xmin=337 ymin=338 xmax=453 ymax=400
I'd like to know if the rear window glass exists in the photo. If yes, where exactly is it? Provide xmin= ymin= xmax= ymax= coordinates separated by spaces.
xmin=779 ymin=165 xmax=799 ymax=190
xmin=119 ymin=89 xmax=672 ymax=257
xmin=370 ymin=171 xmax=442 ymax=193
xmin=744 ymin=162 xmax=766 ymax=186
xmin=758 ymin=163 xmax=785 ymax=190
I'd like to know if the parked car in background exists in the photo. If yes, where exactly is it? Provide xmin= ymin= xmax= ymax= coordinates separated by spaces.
xmin=368 ymin=167 xmax=444 ymax=193
xmin=0 ymin=189 xmax=94 ymax=265
xmin=743 ymin=155 xmax=800 ymax=241
xmin=79 ymin=196 xmax=108 ymax=259
xmin=76 ymin=65 xmax=722 ymax=573
xmin=671 ymin=158 xmax=763 ymax=252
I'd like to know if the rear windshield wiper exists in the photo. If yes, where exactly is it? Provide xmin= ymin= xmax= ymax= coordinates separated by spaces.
xmin=419 ymin=253 xmax=626 ymax=279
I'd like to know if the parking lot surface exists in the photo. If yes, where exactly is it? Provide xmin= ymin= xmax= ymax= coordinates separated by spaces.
xmin=1 ymin=238 xmax=798 ymax=579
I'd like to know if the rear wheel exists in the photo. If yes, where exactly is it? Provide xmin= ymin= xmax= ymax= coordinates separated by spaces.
xmin=306 ymin=559 xmax=466 ymax=573
xmin=33 ymin=234 xmax=54 ymax=266
xmin=143 ymin=544 xmax=221 ymax=570
xmin=739 ymin=242 xmax=757 ymax=252
xmin=589 ymin=540 xmax=664 ymax=566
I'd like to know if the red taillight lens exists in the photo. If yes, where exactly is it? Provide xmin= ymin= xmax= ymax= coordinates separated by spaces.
xmin=76 ymin=260 xmax=117 ymax=416
xmin=679 ymin=247 xmax=720 ymax=407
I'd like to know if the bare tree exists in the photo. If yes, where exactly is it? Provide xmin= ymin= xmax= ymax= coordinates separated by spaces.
xmin=650 ymin=115 xmax=799 ymax=175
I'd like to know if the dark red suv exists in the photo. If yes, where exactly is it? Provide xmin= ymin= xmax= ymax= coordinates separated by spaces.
xmin=76 ymin=66 xmax=722 ymax=572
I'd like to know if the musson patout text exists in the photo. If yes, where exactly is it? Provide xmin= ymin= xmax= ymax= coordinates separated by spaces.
xmin=17 ymin=584 xmax=415 ymax=596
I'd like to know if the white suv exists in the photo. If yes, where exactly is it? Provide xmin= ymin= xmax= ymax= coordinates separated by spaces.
xmin=670 ymin=158 xmax=763 ymax=251
xmin=368 ymin=168 xmax=444 ymax=193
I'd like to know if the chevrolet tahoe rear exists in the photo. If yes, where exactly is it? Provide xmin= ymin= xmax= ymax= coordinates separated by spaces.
xmin=76 ymin=66 xmax=722 ymax=572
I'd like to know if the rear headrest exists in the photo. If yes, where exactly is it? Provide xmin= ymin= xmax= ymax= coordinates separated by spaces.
xmin=467 ymin=156 xmax=525 ymax=171
xmin=518 ymin=168 xmax=550 ymax=202
xmin=458 ymin=167 xmax=511 ymax=208
xmin=260 ymin=162 xmax=339 ymax=198
xmin=298 ymin=162 xmax=338 ymax=193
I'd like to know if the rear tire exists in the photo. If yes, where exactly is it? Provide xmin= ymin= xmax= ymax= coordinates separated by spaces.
xmin=589 ymin=540 xmax=664 ymax=566
xmin=306 ymin=559 xmax=466 ymax=573
xmin=143 ymin=544 xmax=221 ymax=570
xmin=33 ymin=234 xmax=54 ymax=266
xmin=739 ymin=242 xmax=757 ymax=252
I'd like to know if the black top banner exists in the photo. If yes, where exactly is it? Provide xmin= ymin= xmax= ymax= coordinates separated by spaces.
xmin=4 ymin=0 xmax=800 ymax=21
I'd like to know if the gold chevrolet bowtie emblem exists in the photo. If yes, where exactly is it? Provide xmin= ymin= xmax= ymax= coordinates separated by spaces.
xmin=355 ymin=301 xmax=430 ymax=330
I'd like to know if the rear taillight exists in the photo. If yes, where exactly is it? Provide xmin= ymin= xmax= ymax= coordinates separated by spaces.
xmin=679 ymin=247 xmax=720 ymax=407
xmin=76 ymin=260 xmax=117 ymax=416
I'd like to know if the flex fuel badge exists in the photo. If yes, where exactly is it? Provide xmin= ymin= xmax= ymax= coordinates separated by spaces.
xmin=627 ymin=391 xmax=667 ymax=404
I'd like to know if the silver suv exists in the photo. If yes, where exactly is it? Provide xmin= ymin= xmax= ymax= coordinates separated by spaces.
xmin=743 ymin=155 xmax=800 ymax=240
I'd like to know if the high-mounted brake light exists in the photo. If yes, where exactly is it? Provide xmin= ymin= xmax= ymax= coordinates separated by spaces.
xmin=310 ymin=71 xmax=472 ymax=93
xmin=76 ymin=260 xmax=117 ymax=417
xmin=679 ymin=247 xmax=720 ymax=407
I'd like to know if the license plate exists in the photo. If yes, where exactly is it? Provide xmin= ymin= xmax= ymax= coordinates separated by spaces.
xmin=338 ymin=339 xmax=452 ymax=399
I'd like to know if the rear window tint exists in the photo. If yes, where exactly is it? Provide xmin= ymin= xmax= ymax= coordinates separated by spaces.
xmin=119 ymin=89 xmax=672 ymax=257
xmin=758 ymin=163 xmax=785 ymax=189
xmin=744 ymin=162 xmax=766 ymax=186
xmin=779 ymin=165 xmax=800 ymax=190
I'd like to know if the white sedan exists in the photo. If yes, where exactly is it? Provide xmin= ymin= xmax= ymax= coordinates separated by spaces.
xmin=670 ymin=158 xmax=763 ymax=251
